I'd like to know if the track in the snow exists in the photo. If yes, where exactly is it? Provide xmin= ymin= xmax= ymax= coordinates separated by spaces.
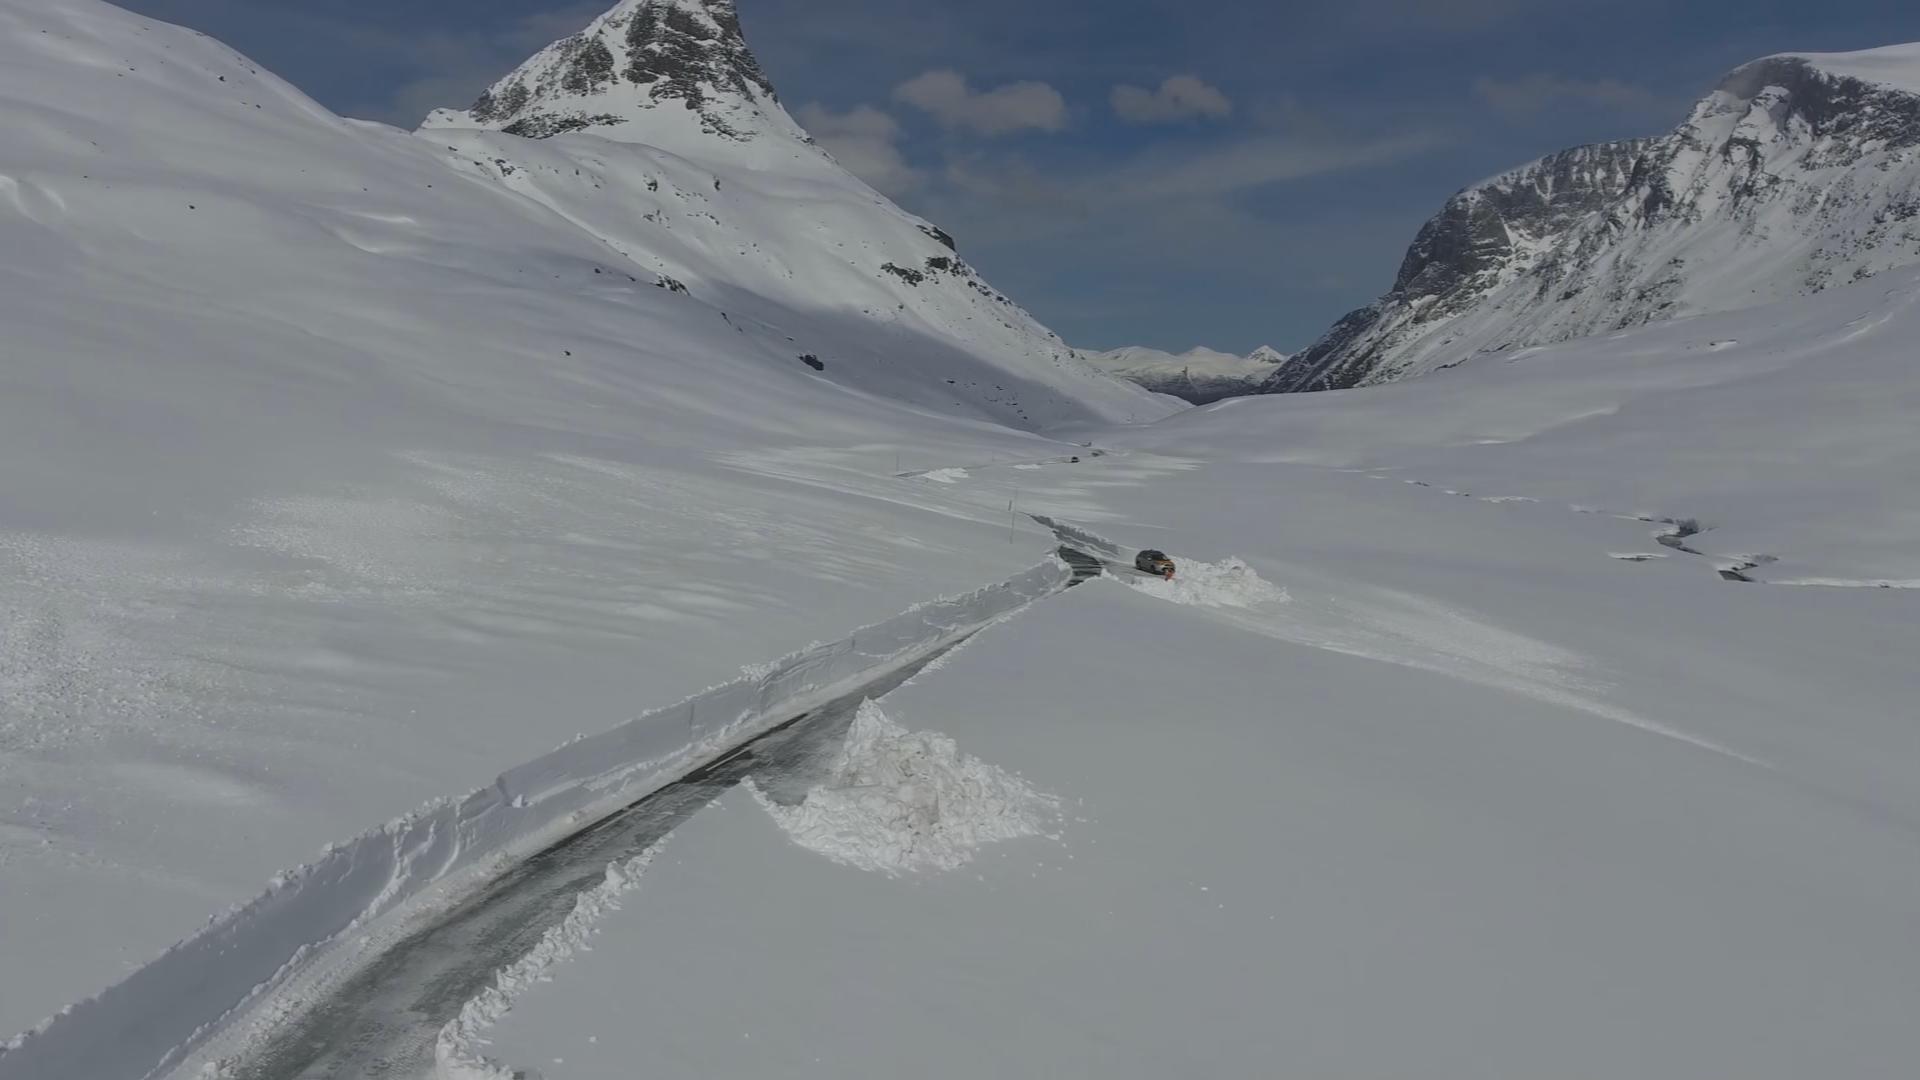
xmin=220 ymin=549 xmax=1104 ymax=1079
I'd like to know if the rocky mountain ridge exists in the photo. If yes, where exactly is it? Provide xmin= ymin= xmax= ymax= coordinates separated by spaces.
xmin=1264 ymin=44 xmax=1920 ymax=393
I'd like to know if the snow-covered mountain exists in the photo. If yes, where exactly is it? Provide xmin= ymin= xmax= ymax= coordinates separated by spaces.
xmin=10 ymin=3 xmax=1920 ymax=1075
xmin=418 ymin=0 xmax=1169 ymax=428
xmin=0 ymin=0 xmax=1164 ymax=1043
xmin=1265 ymin=43 xmax=1920 ymax=392
xmin=1079 ymin=345 xmax=1288 ymax=404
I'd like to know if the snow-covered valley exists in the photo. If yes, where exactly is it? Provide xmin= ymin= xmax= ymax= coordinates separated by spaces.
xmin=2 ymin=1 xmax=1918 ymax=1078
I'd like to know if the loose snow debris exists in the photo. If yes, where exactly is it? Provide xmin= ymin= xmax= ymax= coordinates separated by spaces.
xmin=436 ymin=842 xmax=668 ymax=1080
xmin=748 ymin=701 xmax=1059 ymax=877
xmin=1121 ymin=557 xmax=1288 ymax=609
xmin=921 ymin=468 xmax=969 ymax=484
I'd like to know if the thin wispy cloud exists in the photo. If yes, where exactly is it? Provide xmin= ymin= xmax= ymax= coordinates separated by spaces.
xmin=1095 ymin=130 xmax=1449 ymax=204
xmin=797 ymin=102 xmax=926 ymax=192
xmin=1111 ymin=76 xmax=1233 ymax=125
xmin=1473 ymin=73 xmax=1663 ymax=117
xmin=893 ymin=70 xmax=1070 ymax=136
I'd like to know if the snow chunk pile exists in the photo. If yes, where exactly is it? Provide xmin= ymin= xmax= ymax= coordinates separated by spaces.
xmin=1122 ymin=557 xmax=1288 ymax=608
xmin=921 ymin=468 xmax=970 ymax=484
xmin=749 ymin=700 xmax=1058 ymax=876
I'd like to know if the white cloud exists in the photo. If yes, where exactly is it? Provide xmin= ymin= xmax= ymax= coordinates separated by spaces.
xmin=1094 ymin=131 xmax=1448 ymax=205
xmin=1473 ymin=73 xmax=1661 ymax=117
xmin=893 ymin=70 xmax=1069 ymax=137
xmin=1111 ymin=76 xmax=1234 ymax=125
xmin=796 ymin=103 xmax=926 ymax=193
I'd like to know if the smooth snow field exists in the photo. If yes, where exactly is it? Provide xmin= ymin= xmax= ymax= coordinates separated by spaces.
xmin=3 ymin=1 xmax=1919 ymax=1078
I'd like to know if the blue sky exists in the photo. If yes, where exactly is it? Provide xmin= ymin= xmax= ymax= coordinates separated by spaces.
xmin=112 ymin=0 xmax=1920 ymax=353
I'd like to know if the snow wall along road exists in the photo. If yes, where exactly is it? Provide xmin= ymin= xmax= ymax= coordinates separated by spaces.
xmin=0 ymin=559 xmax=1074 ymax=1080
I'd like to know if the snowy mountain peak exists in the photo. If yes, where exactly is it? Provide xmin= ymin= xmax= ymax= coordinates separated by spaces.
xmin=422 ymin=0 xmax=802 ymax=147
xmin=1264 ymin=41 xmax=1920 ymax=393
xmin=1772 ymin=41 xmax=1920 ymax=95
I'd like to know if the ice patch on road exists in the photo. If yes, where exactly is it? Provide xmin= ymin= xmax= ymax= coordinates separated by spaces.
xmin=1121 ymin=557 xmax=1289 ymax=609
xmin=748 ymin=700 xmax=1059 ymax=877
xmin=921 ymin=468 xmax=970 ymax=484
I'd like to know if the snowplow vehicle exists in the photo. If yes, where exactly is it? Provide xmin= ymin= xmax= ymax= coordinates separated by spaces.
xmin=1134 ymin=550 xmax=1176 ymax=580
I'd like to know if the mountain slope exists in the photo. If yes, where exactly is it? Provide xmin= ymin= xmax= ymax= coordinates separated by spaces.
xmin=1079 ymin=345 xmax=1288 ymax=404
xmin=1265 ymin=43 xmax=1920 ymax=392
xmin=0 ymin=0 xmax=1159 ymax=1039
xmin=420 ymin=0 xmax=1170 ymax=429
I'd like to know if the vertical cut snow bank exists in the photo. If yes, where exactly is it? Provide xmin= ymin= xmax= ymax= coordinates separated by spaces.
xmin=749 ymin=701 xmax=1060 ymax=876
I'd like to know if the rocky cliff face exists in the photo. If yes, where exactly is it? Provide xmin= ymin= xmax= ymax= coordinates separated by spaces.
xmin=1265 ymin=45 xmax=1920 ymax=393
xmin=433 ymin=0 xmax=795 ymax=145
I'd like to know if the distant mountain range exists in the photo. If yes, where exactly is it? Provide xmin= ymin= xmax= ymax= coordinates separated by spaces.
xmin=1078 ymin=345 xmax=1288 ymax=404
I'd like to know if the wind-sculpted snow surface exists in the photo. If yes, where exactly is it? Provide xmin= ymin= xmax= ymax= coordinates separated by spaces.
xmin=1153 ymin=267 xmax=1920 ymax=585
xmin=747 ymin=700 xmax=1061 ymax=877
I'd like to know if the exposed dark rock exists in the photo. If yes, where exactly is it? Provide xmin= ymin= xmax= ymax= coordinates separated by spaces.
xmin=623 ymin=0 xmax=774 ymax=112
xmin=881 ymin=262 xmax=925 ymax=286
xmin=560 ymin=36 xmax=616 ymax=95
xmin=919 ymin=224 xmax=957 ymax=251
xmin=458 ymin=1 xmax=784 ymax=143
xmin=502 ymin=112 xmax=627 ymax=139
xmin=799 ymin=354 xmax=825 ymax=371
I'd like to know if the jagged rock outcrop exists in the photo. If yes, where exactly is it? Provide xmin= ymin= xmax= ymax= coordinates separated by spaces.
xmin=442 ymin=0 xmax=790 ymax=144
xmin=1265 ymin=45 xmax=1920 ymax=393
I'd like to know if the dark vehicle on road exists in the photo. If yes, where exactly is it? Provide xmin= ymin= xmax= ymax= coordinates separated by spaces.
xmin=1134 ymin=550 xmax=1176 ymax=579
